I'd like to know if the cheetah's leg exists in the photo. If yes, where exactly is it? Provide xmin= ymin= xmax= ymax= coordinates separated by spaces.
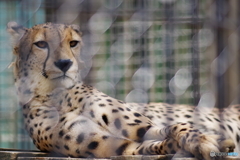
xmin=142 ymin=123 xmax=235 ymax=160
xmin=128 ymin=138 xmax=180 ymax=155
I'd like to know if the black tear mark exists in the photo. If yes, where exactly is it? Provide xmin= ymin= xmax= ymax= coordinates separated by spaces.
xmin=42 ymin=40 xmax=50 ymax=78
xmin=102 ymin=114 xmax=109 ymax=125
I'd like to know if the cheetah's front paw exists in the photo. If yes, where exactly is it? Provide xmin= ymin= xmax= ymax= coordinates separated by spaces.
xmin=183 ymin=134 xmax=235 ymax=160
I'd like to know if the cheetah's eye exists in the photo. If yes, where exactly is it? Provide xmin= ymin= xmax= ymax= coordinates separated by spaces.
xmin=34 ymin=41 xmax=48 ymax=49
xmin=69 ymin=41 xmax=79 ymax=48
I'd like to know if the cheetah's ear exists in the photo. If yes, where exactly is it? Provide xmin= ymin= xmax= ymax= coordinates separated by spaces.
xmin=7 ymin=21 xmax=27 ymax=46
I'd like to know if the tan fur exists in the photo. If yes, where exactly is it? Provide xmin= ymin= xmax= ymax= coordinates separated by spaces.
xmin=7 ymin=22 xmax=239 ymax=160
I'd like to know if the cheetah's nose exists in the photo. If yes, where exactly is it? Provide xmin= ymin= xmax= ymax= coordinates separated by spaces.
xmin=54 ymin=59 xmax=73 ymax=73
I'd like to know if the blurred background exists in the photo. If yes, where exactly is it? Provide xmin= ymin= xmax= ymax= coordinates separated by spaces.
xmin=0 ymin=0 xmax=240 ymax=150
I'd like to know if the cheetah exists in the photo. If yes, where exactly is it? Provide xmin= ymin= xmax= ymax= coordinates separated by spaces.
xmin=7 ymin=22 xmax=239 ymax=160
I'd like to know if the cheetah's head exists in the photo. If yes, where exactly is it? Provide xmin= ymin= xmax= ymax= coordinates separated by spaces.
xmin=7 ymin=22 xmax=83 ymax=101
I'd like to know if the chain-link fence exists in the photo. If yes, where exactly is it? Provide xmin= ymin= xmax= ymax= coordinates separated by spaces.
xmin=0 ymin=0 xmax=239 ymax=150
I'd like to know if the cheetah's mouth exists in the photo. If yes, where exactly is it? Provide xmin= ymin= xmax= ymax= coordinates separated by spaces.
xmin=50 ymin=74 xmax=76 ymax=88
xmin=52 ymin=75 xmax=71 ymax=80
xmin=48 ymin=71 xmax=77 ymax=85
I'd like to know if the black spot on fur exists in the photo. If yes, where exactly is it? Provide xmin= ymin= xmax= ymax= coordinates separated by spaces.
xmin=29 ymin=127 xmax=33 ymax=136
xmin=64 ymin=145 xmax=69 ymax=150
xmin=78 ymin=97 xmax=83 ymax=103
xmin=184 ymin=115 xmax=191 ymax=118
xmin=160 ymin=145 xmax=163 ymax=150
xmin=227 ymin=125 xmax=233 ymax=132
xmin=102 ymin=114 xmax=109 ymax=125
xmin=118 ymin=107 xmax=124 ymax=111
xmin=206 ymin=117 xmax=212 ymax=122
xmin=116 ymin=143 xmax=129 ymax=155
xmin=88 ymin=141 xmax=99 ymax=150
xmin=59 ymin=130 xmax=65 ymax=137
xmin=114 ymin=118 xmax=121 ymax=129
xmin=126 ymin=108 xmax=131 ymax=111
xmin=167 ymin=143 xmax=172 ymax=148
xmin=99 ymin=103 xmax=106 ymax=107
xmin=137 ymin=127 xmax=147 ymax=138
xmin=45 ymin=126 xmax=51 ymax=131
xmin=122 ymin=129 xmax=129 ymax=137
xmin=214 ymin=118 xmax=220 ymax=122
xmin=43 ymin=110 xmax=50 ymax=114
xmin=192 ymin=133 xmax=198 ymax=139
xmin=29 ymin=114 xmax=34 ymax=119
xmin=65 ymin=135 xmax=71 ymax=140
xmin=127 ymin=123 xmax=138 ymax=126
xmin=76 ymin=148 xmax=80 ymax=154
xmin=60 ymin=117 xmax=66 ymax=122
xmin=134 ymin=119 xmax=142 ymax=123
xmin=134 ymin=113 xmax=142 ymax=117
xmin=237 ymin=134 xmax=240 ymax=143
xmin=65 ymin=93 xmax=69 ymax=99
xmin=180 ymin=128 xmax=187 ymax=132
xmin=112 ymin=109 xmax=119 ymax=113
xmin=76 ymin=133 xmax=84 ymax=144
xmin=90 ymin=110 xmax=95 ymax=118
xmin=167 ymin=117 xmax=174 ymax=121
xmin=106 ymin=99 xmax=112 ymax=102
xmin=59 ymin=100 xmax=63 ymax=105
xmin=124 ymin=115 xmax=129 ymax=119
xmin=220 ymin=125 xmax=226 ymax=130
xmin=102 ymin=136 xmax=109 ymax=139
xmin=173 ymin=126 xmax=177 ymax=132
xmin=117 ymin=100 xmax=123 ymax=103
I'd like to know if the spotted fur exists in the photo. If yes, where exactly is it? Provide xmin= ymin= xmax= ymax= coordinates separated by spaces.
xmin=7 ymin=22 xmax=239 ymax=160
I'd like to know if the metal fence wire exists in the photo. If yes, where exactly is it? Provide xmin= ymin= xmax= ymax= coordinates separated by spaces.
xmin=0 ymin=0 xmax=239 ymax=150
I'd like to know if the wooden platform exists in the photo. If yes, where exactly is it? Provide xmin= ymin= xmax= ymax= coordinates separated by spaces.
xmin=0 ymin=149 xmax=239 ymax=160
